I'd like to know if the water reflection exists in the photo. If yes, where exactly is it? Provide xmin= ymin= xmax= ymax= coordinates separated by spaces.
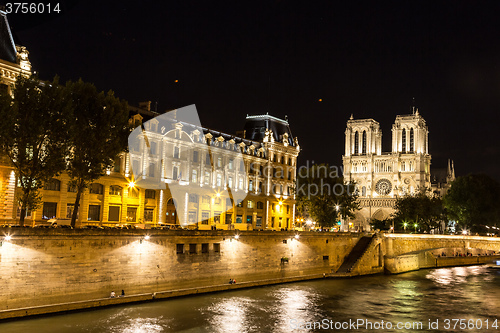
xmin=206 ymin=297 xmax=254 ymax=333
xmin=1 ymin=266 xmax=500 ymax=333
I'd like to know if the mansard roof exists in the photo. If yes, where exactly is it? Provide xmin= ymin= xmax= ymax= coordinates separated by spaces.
xmin=0 ymin=10 xmax=17 ymax=63
xmin=243 ymin=113 xmax=296 ymax=146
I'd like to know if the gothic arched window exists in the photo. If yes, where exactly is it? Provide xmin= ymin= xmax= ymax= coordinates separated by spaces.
xmin=402 ymin=129 xmax=406 ymax=153
xmin=362 ymin=130 xmax=367 ymax=154
xmin=354 ymin=131 xmax=359 ymax=154
xmin=409 ymin=128 xmax=414 ymax=153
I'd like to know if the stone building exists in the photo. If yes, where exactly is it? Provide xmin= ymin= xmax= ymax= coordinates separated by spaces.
xmin=342 ymin=109 xmax=454 ymax=230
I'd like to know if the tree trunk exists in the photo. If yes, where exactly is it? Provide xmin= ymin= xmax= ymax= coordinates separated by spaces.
xmin=19 ymin=192 xmax=29 ymax=227
xmin=71 ymin=180 xmax=85 ymax=228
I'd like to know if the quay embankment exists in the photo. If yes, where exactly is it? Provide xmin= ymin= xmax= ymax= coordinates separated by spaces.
xmin=1 ymin=229 xmax=500 ymax=320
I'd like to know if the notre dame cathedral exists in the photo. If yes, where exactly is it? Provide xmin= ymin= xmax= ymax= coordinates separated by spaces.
xmin=342 ymin=108 xmax=455 ymax=231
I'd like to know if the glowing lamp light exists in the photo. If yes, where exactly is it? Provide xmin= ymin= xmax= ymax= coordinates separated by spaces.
xmin=335 ymin=205 xmax=339 ymax=211
xmin=294 ymin=234 xmax=299 ymax=239
xmin=278 ymin=201 xmax=283 ymax=206
xmin=216 ymin=192 xmax=221 ymax=198
xmin=144 ymin=235 xmax=150 ymax=240
xmin=4 ymin=235 xmax=12 ymax=241
xmin=128 ymin=181 xmax=135 ymax=188
xmin=234 ymin=234 xmax=240 ymax=240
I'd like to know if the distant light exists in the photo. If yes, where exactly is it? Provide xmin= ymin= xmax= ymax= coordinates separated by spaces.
xmin=335 ymin=205 xmax=339 ymax=211
xmin=216 ymin=192 xmax=221 ymax=198
xmin=278 ymin=201 xmax=283 ymax=206
xmin=295 ymin=234 xmax=299 ymax=239
xmin=318 ymin=99 xmax=322 ymax=102
xmin=175 ymin=80 xmax=179 ymax=83
xmin=144 ymin=235 xmax=150 ymax=240
xmin=234 ymin=234 xmax=240 ymax=240
xmin=128 ymin=181 xmax=135 ymax=188
xmin=462 ymin=230 xmax=468 ymax=235
xmin=4 ymin=235 xmax=12 ymax=241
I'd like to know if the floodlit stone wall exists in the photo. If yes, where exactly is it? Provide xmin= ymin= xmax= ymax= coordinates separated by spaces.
xmin=0 ymin=229 xmax=361 ymax=311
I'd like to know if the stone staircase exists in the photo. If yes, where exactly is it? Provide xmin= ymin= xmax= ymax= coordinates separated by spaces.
xmin=336 ymin=235 xmax=375 ymax=274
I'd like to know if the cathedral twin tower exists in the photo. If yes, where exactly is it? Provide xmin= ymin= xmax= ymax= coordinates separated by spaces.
xmin=342 ymin=109 xmax=440 ymax=231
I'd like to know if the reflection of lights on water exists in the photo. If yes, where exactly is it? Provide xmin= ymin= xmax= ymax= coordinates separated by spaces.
xmin=274 ymin=287 xmax=317 ymax=333
xmin=112 ymin=317 xmax=164 ymax=333
xmin=207 ymin=297 xmax=252 ymax=333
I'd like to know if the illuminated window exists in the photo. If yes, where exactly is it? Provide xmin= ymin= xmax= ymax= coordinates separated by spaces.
xmin=127 ymin=207 xmax=137 ymax=222
xmin=202 ymin=195 xmax=210 ymax=204
xmin=216 ymin=174 xmax=222 ymax=186
xmin=249 ymin=180 xmax=253 ymax=191
xmin=149 ymin=163 xmax=155 ymax=177
xmin=192 ymin=169 xmax=198 ymax=183
xmin=88 ymin=205 xmax=101 ymax=221
xmin=354 ymin=131 xmax=359 ymax=154
xmin=89 ymin=183 xmax=103 ymax=194
xmin=109 ymin=185 xmax=122 ymax=196
xmin=144 ymin=209 xmax=154 ymax=222
xmin=204 ymin=171 xmax=210 ymax=185
xmin=402 ymin=129 xmax=406 ymax=153
xmin=189 ymin=194 xmax=198 ymax=203
xmin=42 ymin=202 xmax=57 ymax=219
xmin=108 ymin=206 xmax=120 ymax=221
xmin=173 ymin=166 xmax=178 ymax=180
xmin=247 ymin=200 xmax=254 ymax=209
xmin=409 ymin=128 xmax=414 ymax=153
xmin=145 ymin=189 xmax=156 ymax=199
xmin=362 ymin=130 xmax=367 ymax=154
xmin=44 ymin=179 xmax=60 ymax=191
xmin=66 ymin=204 xmax=78 ymax=219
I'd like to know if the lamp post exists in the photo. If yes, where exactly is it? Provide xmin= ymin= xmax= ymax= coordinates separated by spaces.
xmin=414 ymin=223 xmax=418 ymax=233
xmin=403 ymin=222 xmax=408 ymax=232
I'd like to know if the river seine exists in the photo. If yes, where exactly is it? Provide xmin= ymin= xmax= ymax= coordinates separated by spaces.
xmin=1 ymin=265 xmax=499 ymax=332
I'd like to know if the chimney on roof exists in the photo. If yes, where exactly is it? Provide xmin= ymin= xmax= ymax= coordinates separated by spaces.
xmin=139 ymin=101 xmax=151 ymax=111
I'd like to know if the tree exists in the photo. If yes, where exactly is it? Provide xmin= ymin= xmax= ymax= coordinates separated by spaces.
xmin=0 ymin=75 xmax=71 ymax=225
xmin=392 ymin=190 xmax=446 ymax=233
xmin=444 ymin=174 xmax=500 ymax=233
xmin=66 ymin=80 xmax=130 ymax=227
xmin=295 ymin=163 xmax=359 ymax=228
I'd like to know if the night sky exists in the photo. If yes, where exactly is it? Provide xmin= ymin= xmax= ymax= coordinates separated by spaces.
xmin=7 ymin=1 xmax=500 ymax=180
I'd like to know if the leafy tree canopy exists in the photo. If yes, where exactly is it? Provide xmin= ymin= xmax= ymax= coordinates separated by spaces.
xmin=0 ymin=75 xmax=71 ymax=225
xmin=295 ymin=163 xmax=359 ymax=228
xmin=443 ymin=174 xmax=500 ymax=233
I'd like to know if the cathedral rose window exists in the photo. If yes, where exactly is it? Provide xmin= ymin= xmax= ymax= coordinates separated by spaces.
xmin=375 ymin=178 xmax=392 ymax=196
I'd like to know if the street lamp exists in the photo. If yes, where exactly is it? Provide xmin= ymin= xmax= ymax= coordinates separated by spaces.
xmin=414 ymin=223 xmax=418 ymax=233
xmin=403 ymin=222 xmax=408 ymax=232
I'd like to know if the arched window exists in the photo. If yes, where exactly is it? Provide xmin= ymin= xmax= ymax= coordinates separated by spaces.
xmin=402 ymin=129 xmax=406 ymax=153
xmin=362 ymin=130 xmax=367 ymax=154
xmin=354 ymin=131 xmax=359 ymax=154
xmin=409 ymin=128 xmax=414 ymax=153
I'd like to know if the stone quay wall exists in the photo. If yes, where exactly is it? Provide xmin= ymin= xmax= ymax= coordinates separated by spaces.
xmin=0 ymin=229 xmax=361 ymax=315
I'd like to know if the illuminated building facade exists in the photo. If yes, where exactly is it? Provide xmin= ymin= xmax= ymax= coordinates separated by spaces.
xmin=343 ymin=109 xmax=454 ymax=230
